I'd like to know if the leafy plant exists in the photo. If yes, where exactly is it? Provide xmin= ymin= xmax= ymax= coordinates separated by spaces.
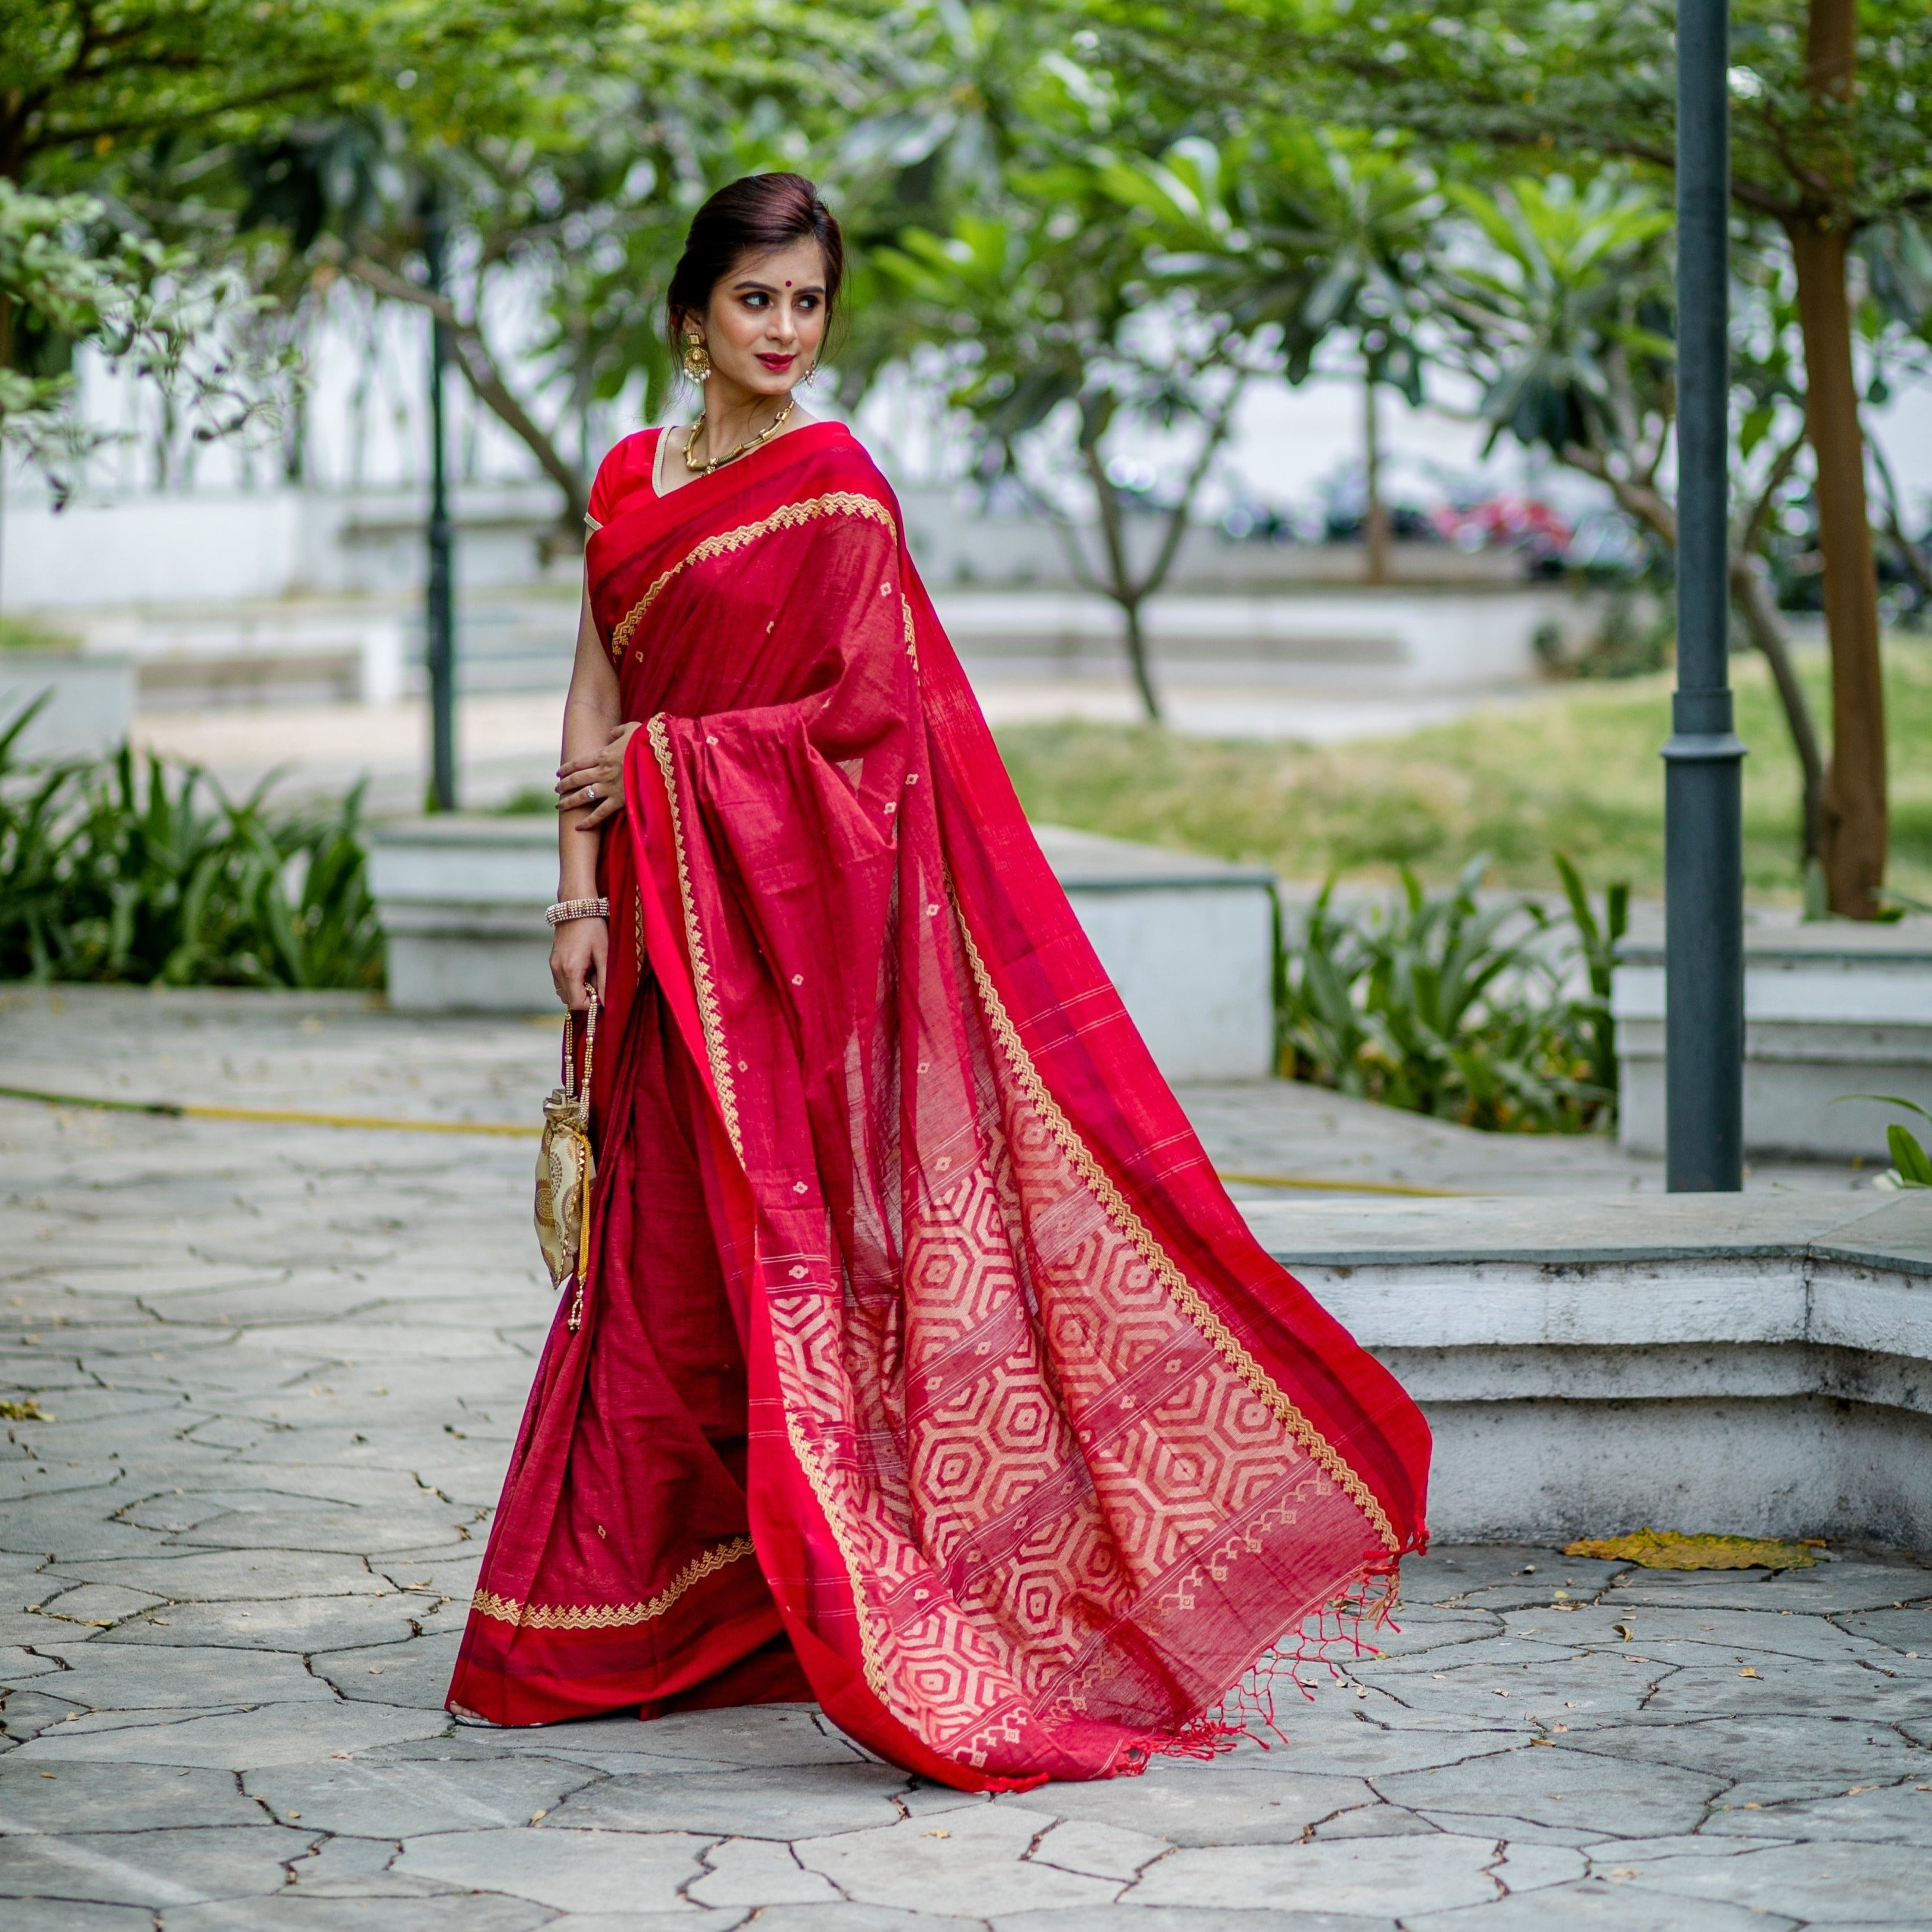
xmin=1553 ymin=850 xmax=1629 ymax=1103
xmin=0 ymin=701 xmax=382 ymax=990
xmin=1278 ymin=853 xmax=1626 ymax=1133
xmin=1836 ymin=1094 xmax=1932 ymax=1189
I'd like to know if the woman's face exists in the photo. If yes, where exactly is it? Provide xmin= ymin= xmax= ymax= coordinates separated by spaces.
xmin=691 ymin=238 xmax=829 ymax=399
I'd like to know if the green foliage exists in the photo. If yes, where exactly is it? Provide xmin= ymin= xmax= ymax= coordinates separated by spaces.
xmin=0 ymin=703 xmax=382 ymax=989
xmin=1442 ymin=171 xmax=1674 ymax=460
xmin=0 ymin=181 xmax=294 ymax=497
xmin=1278 ymin=855 xmax=1623 ymax=1133
xmin=1889 ymin=1120 xmax=1932 ymax=1188
xmin=1553 ymin=850 xmax=1629 ymax=1103
xmin=1107 ymin=0 xmax=1932 ymax=236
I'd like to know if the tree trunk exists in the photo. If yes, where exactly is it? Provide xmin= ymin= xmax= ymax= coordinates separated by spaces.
xmin=1363 ymin=366 xmax=1390 ymax=585
xmin=347 ymin=254 xmax=588 ymax=544
xmin=1119 ymin=597 xmax=1164 ymax=723
xmin=1730 ymin=552 xmax=1825 ymax=869
xmin=1789 ymin=0 xmax=1886 ymax=917
xmin=1789 ymin=222 xmax=1886 ymax=916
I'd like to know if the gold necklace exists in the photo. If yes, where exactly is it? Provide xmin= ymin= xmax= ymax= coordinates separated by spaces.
xmin=683 ymin=393 xmax=797 ymax=476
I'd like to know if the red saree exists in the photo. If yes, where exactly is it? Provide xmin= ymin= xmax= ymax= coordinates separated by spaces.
xmin=448 ymin=421 xmax=1430 ymax=1789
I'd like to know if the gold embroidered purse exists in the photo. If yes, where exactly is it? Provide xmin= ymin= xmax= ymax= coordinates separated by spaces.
xmin=534 ymin=997 xmax=597 ymax=1331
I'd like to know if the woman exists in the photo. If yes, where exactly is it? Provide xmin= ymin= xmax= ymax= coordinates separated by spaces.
xmin=447 ymin=173 xmax=1429 ymax=1790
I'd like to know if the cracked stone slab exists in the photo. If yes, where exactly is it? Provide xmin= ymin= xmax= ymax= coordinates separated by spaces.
xmin=393 ymin=1825 xmax=713 ymax=1912
xmin=311 ymin=1632 xmax=462 ymax=1709
xmin=1512 ymin=1604 xmax=1898 ymax=1666
xmin=1397 ymin=1877 xmax=1799 ymax=1928
xmin=689 ymin=1836 xmax=844 ymax=1906
xmin=1703 ymin=1782 xmax=1932 ymax=1843
xmin=1023 ymin=1816 xmax=1170 ymax=1880
xmin=38 ymin=1550 xmax=393 ymax=1601
xmin=995 ymin=1912 xmax=1400 ymax=1932
xmin=1001 ymin=1761 xmax=1377 ymax=1844
xmin=28 ymin=1584 xmax=167 ymax=1629
xmin=1835 ymin=1604 xmax=1932 ymax=1655
xmin=549 ymin=1760 xmax=912 ymax=1837
xmin=1347 ymin=1652 xmax=1671 ymax=1724
xmin=1233 ymin=1719 xmax=1527 ymax=1782
xmin=1601 ymin=1565 xmax=1932 ymax=1617
xmin=1639 ymin=1661 xmax=1932 ymax=1719
xmin=245 ymin=1754 xmax=600 ymax=1836
xmin=0 ymin=1760 xmax=268 ymax=1831
xmin=13 ymin=1697 xmax=450 ymax=1768
xmin=1612 ymin=1837 xmax=1932 ymax=1922
xmin=1128 ymin=1834 xmax=1583 ymax=1917
xmin=0 ymin=1901 xmax=154 ymax=1931
xmin=1563 ymin=1714 xmax=1931 ymax=1798
xmin=592 ymin=1706 xmax=871 ymax=1767
xmin=796 ymin=1803 xmax=1119 ymax=1915
xmin=100 ymin=1594 xmax=431 ymax=1651
xmin=539 ymin=1915 xmax=748 ymax=1932
xmin=162 ymin=1893 xmax=558 ymax=1930
xmin=0 ymin=1820 xmax=319 ymax=1907
xmin=25 ymin=1642 xmax=338 ymax=1712
xmin=1373 ymin=1743 xmax=1725 ymax=1839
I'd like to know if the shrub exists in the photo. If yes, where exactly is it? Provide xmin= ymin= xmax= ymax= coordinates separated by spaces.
xmin=0 ymin=699 xmax=383 ymax=989
xmin=1278 ymin=854 xmax=1627 ymax=1133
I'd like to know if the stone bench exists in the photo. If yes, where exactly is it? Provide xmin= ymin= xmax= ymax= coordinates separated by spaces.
xmin=1244 ymin=1190 xmax=1932 ymax=1547
xmin=369 ymin=816 xmax=1278 ymax=1081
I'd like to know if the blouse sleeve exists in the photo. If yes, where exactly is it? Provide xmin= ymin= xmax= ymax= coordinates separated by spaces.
xmin=585 ymin=430 xmax=658 ymax=530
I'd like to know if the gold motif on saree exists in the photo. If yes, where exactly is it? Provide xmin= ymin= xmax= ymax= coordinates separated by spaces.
xmin=954 ymin=912 xmax=1401 ymax=1555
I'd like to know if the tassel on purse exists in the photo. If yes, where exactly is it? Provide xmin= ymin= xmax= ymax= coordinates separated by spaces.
xmin=534 ymin=994 xmax=597 ymax=1333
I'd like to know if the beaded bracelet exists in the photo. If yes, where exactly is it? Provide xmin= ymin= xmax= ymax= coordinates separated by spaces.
xmin=546 ymin=896 xmax=610 ymax=928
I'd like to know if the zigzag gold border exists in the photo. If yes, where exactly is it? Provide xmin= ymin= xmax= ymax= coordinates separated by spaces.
xmin=611 ymin=492 xmax=898 ymax=658
xmin=783 ymin=1407 xmax=892 ymax=1703
xmin=646 ymin=715 xmax=744 ymax=1159
xmin=470 ymin=1536 xmax=755 ymax=1631
xmin=955 ymin=913 xmax=1401 ymax=1555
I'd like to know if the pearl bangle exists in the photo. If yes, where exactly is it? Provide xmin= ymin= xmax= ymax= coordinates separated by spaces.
xmin=546 ymin=897 xmax=610 ymax=928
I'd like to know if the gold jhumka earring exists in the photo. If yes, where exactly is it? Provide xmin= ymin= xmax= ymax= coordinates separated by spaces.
xmin=682 ymin=334 xmax=712 ymax=382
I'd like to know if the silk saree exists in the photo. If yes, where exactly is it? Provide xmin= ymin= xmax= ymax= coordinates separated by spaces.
xmin=447 ymin=420 xmax=1430 ymax=1789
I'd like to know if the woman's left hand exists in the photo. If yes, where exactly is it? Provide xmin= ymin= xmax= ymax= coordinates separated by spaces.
xmin=556 ymin=721 xmax=642 ymax=830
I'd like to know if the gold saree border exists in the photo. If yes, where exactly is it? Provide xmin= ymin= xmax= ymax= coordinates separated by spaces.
xmin=611 ymin=491 xmax=898 ymax=658
xmin=470 ymin=1536 xmax=755 ymax=1632
xmin=783 ymin=1408 xmax=892 ymax=1703
xmin=644 ymin=724 xmax=892 ymax=1704
xmin=646 ymin=714 xmax=745 ymax=1160
xmin=956 ymin=914 xmax=1402 ymax=1556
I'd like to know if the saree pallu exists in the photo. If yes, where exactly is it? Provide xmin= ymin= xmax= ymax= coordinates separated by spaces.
xmin=448 ymin=421 xmax=1430 ymax=1789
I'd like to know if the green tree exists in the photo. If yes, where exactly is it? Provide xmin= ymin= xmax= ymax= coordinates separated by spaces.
xmin=879 ymin=119 xmax=1270 ymax=722
xmin=1436 ymin=168 xmax=1831 ymax=876
xmin=0 ymin=180 xmax=292 ymax=500
xmin=1106 ymin=0 xmax=1932 ymax=915
xmin=1219 ymin=127 xmax=1438 ymax=583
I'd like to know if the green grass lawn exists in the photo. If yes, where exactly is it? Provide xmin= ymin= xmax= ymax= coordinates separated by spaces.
xmin=995 ymin=638 xmax=1932 ymax=903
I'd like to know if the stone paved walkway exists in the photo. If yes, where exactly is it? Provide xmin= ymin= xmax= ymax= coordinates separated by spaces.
xmin=4 ymin=988 xmax=1929 ymax=1930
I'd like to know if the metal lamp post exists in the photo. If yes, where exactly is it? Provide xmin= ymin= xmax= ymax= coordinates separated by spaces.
xmin=423 ymin=194 xmax=457 ymax=813
xmin=1663 ymin=0 xmax=1746 ymax=1190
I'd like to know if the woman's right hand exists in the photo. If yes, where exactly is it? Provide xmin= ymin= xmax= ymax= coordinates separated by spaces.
xmin=550 ymin=915 xmax=608 ymax=1013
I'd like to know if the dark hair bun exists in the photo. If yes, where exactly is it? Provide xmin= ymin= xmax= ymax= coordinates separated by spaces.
xmin=667 ymin=173 xmax=845 ymax=353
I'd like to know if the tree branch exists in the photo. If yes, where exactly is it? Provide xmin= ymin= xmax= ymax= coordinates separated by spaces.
xmin=1132 ymin=371 xmax=1246 ymax=604
xmin=344 ymin=252 xmax=587 ymax=535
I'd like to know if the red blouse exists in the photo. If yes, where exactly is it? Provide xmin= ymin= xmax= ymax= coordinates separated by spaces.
xmin=585 ymin=428 xmax=664 ymax=529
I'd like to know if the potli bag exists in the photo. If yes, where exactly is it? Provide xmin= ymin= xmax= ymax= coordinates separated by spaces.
xmin=534 ymin=995 xmax=597 ymax=1332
